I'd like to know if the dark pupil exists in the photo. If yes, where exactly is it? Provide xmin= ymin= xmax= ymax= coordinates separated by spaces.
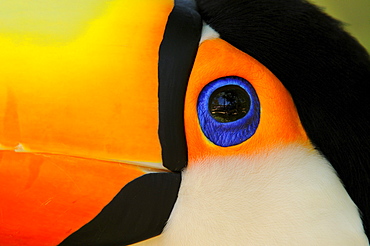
xmin=209 ymin=85 xmax=251 ymax=123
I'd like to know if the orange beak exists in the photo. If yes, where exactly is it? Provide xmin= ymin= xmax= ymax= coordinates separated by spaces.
xmin=0 ymin=1 xmax=173 ymax=245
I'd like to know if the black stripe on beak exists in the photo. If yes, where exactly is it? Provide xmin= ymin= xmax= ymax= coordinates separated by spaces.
xmin=59 ymin=173 xmax=181 ymax=246
xmin=158 ymin=0 xmax=202 ymax=172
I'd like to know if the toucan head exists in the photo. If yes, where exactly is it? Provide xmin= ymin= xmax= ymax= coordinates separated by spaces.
xmin=0 ymin=0 xmax=369 ymax=245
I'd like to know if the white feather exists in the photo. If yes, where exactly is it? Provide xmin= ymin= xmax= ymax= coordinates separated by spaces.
xmin=134 ymin=144 xmax=368 ymax=245
xmin=199 ymin=23 xmax=220 ymax=44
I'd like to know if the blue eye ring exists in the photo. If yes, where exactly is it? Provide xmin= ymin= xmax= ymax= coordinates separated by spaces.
xmin=197 ymin=76 xmax=260 ymax=147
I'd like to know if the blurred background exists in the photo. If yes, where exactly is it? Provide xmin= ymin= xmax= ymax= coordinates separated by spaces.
xmin=311 ymin=0 xmax=370 ymax=52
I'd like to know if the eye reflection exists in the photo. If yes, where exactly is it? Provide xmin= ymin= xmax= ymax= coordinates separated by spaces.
xmin=209 ymin=85 xmax=251 ymax=123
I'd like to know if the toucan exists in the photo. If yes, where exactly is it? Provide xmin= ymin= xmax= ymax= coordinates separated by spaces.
xmin=0 ymin=0 xmax=369 ymax=245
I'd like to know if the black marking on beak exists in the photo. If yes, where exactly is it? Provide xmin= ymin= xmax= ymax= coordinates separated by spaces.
xmin=158 ymin=0 xmax=202 ymax=172
xmin=58 ymin=173 xmax=181 ymax=246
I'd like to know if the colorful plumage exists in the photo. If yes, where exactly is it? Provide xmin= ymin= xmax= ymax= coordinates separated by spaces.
xmin=0 ymin=0 xmax=369 ymax=245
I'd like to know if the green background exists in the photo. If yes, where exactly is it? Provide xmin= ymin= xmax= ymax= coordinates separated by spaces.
xmin=311 ymin=0 xmax=370 ymax=51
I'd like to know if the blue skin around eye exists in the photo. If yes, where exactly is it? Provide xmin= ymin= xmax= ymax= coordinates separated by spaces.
xmin=197 ymin=76 xmax=260 ymax=147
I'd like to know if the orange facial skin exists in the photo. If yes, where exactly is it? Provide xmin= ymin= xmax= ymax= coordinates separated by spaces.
xmin=0 ymin=0 xmax=173 ymax=245
xmin=185 ymin=38 xmax=310 ymax=164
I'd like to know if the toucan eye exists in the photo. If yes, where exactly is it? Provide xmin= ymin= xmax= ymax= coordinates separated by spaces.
xmin=197 ymin=76 xmax=260 ymax=147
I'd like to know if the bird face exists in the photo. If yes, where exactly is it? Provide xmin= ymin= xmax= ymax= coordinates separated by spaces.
xmin=1 ymin=0 xmax=369 ymax=245
xmin=140 ymin=30 xmax=368 ymax=246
